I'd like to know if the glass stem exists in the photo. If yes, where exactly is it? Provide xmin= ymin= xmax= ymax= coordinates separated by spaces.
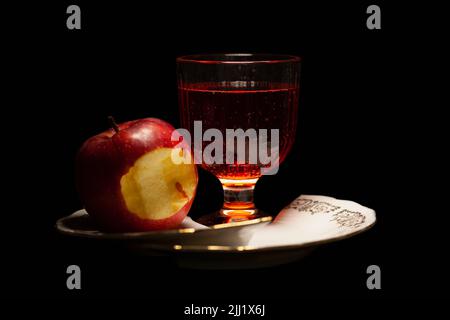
xmin=219 ymin=178 xmax=258 ymax=215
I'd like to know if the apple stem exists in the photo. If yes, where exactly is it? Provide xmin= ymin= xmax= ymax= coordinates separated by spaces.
xmin=108 ymin=116 xmax=120 ymax=134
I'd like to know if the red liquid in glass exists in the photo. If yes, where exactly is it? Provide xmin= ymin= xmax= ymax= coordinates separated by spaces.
xmin=179 ymin=82 xmax=298 ymax=180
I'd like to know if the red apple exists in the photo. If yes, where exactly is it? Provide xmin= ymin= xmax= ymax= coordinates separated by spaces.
xmin=76 ymin=117 xmax=198 ymax=232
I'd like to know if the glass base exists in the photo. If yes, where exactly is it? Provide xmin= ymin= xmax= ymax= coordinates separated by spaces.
xmin=195 ymin=208 xmax=270 ymax=226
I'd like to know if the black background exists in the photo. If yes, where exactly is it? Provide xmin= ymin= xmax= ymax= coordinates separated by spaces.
xmin=2 ymin=0 xmax=447 ymax=306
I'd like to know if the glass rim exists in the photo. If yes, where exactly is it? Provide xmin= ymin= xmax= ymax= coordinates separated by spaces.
xmin=176 ymin=53 xmax=301 ymax=64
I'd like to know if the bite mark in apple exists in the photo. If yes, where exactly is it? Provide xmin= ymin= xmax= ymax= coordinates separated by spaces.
xmin=120 ymin=147 xmax=196 ymax=220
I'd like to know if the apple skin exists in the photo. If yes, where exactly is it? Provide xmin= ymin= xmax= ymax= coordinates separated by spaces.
xmin=76 ymin=118 xmax=197 ymax=232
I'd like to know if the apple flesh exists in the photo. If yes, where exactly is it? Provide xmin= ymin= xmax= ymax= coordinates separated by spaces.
xmin=76 ymin=118 xmax=197 ymax=232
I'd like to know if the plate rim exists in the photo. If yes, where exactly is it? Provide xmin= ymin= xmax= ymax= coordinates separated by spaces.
xmin=55 ymin=209 xmax=272 ymax=240
xmin=56 ymin=207 xmax=376 ymax=253
xmin=136 ymin=217 xmax=376 ymax=253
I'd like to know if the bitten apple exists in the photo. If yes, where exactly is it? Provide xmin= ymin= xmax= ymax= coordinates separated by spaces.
xmin=76 ymin=117 xmax=197 ymax=232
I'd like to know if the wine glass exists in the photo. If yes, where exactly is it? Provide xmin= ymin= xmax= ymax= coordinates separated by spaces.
xmin=177 ymin=53 xmax=300 ymax=224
